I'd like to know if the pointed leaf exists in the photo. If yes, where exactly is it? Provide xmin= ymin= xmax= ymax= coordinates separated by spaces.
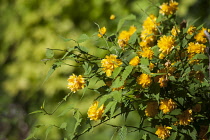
xmin=77 ymin=34 xmax=89 ymax=43
xmin=45 ymin=126 xmax=53 ymax=140
xmin=122 ymin=65 xmax=133 ymax=81
xmin=46 ymin=48 xmax=54 ymax=58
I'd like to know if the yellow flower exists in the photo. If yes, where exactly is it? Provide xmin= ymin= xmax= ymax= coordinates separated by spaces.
xmin=194 ymin=28 xmax=208 ymax=43
xmin=187 ymin=42 xmax=206 ymax=54
xmin=155 ymin=125 xmax=172 ymax=140
xmin=176 ymin=109 xmax=193 ymax=125
xmin=101 ymin=54 xmax=122 ymax=77
xmin=159 ymin=53 xmax=165 ymax=59
xmin=110 ymin=14 xmax=116 ymax=20
xmin=187 ymin=26 xmax=196 ymax=35
xmin=98 ymin=27 xmax=106 ymax=38
xmin=159 ymin=98 xmax=177 ymax=113
xmin=142 ymin=14 xmax=159 ymax=32
xmin=67 ymin=74 xmax=85 ymax=93
xmin=137 ymin=73 xmax=152 ymax=88
xmin=159 ymin=0 xmax=179 ymax=15
xmin=145 ymin=101 xmax=158 ymax=117
xmin=129 ymin=56 xmax=140 ymax=66
xmin=139 ymin=48 xmax=154 ymax=59
xmin=171 ymin=26 xmax=180 ymax=36
xmin=149 ymin=63 xmax=155 ymax=70
xmin=140 ymin=15 xmax=159 ymax=48
xmin=118 ymin=26 xmax=136 ymax=48
xmin=157 ymin=35 xmax=175 ymax=54
xmin=87 ymin=101 xmax=105 ymax=121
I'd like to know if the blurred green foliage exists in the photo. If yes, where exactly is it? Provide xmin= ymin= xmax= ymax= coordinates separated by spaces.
xmin=0 ymin=0 xmax=210 ymax=140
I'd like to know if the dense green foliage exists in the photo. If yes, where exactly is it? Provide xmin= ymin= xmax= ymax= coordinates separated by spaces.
xmin=1 ymin=0 xmax=210 ymax=140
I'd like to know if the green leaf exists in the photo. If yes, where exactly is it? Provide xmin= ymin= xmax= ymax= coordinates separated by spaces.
xmin=112 ymin=67 xmax=123 ymax=79
xmin=170 ymin=109 xmax=182 ymax=115
xmin=77 ymin=46 xmax=89 ymax=53
xmin=58 ymin=105 xmax=74 ymax=117
xmin=140 ymin=58 xmax=149 ymax=66
xmin=112 ymin=90 xmax=122 ymax=102
xmin=192 ymin=53 xmax=208 ymax=60
xmin=128 ymin=32 xmax=137 ymax=44
xmin=45 ymin=125 xmax=53 ymax=140
xmin=60 ymin=122 xmax=67 ymax=130
xmin=42 ymin=62 xmax=61 ymax=85
xmin=117 ymin=14 xmax=136 ymax=32
xmin=104 ymin=101 xmax=117 ymax=117
xmin=111 ymin=77 xmax=124 ymax=88
xmin=168 ymin=132 xmax=177 ymax=140
xmin=77 ymin=34 xmax=89 ymax=43
xmin=140 ymin=65 xmax=151 ymax=74
xmin=46 ymin=48 xmax=54 ymax=58
xmin=29 ymin=110 xmax=43 ymax=115
xmin=118 ymin=126 xmax=127 ymax=140
xmin=73 ymin=110 xmax=82 ymax=132
xmin=58 ymin=35 xmax=74 ymax=42
xmin=122 ymin=65 xmax=133 ymax=81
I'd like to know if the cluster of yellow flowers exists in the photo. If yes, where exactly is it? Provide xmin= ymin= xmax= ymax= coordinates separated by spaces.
xmin=101 ymin=54 xmax=122 ymax=77
xmin=63 ymin=0 xmax=210 ymax=139
xmin=117 ymin=26 xmax=137 ymax=48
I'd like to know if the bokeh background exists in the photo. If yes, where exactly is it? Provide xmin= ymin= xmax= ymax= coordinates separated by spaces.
xmin=0 ymin=0 xmax=210 ymax=139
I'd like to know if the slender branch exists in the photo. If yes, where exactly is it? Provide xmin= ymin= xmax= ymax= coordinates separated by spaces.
xmin=73 ymin=110 xmax=135 ymax=139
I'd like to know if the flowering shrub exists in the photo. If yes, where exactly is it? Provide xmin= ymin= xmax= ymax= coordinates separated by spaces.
xmin=29 ymin=0 xmax=210 ymax=140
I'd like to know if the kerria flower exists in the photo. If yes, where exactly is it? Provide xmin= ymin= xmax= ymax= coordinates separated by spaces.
xmin=187 ymin=42 xmax=206 ymax=54
xmin=176 ymin=109 xmax=193 ymax=125
xmin=145 ymin=101 xmax=158 ymax=117
xmin=187 ymin=26 xmax=196 ymax=35
xmin=149 ymin=63 xmax=155 ymax=70
xmin=98 ymin=27 xmax=106 ymax=38
xmin=171 ymin=26 xmax=180 ymax=36
xmin=87 ymin=101 xmax=105 ymax=121
xmin=159 ymin=0 xmax=179 ymax=16
xmin=101 ymin=54 xmax=122 ymax=77
xmin=159 ymin=98 xmax=177 ymax=113
xmin=118 ymin=26 xmax=136 ymax=48
xmin=137 ymin=73 xmax=152 ymax=88
xmin=129 ymin=56 xmax=140 ymax=66
xmin=158 ymin=75 xmax=168 ymax=87
xmin=157 ymin=35 xmax=175 ymax=54
xmin=138 ymin=48 xmax=154 ymax=59
xmin=155 ymin=125 xmax=172 ymax=140
xmin=140 ymin=14 xmax=159 ymax=48
xmin=110 ymin=14 xmax=116 ymax=20
xmin=194 ymin=27 xmax=209 ymax=43
xmin=67 ymin=74 xmax=85 ymax=93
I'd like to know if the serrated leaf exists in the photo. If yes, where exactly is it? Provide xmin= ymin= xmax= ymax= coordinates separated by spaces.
xmin=112 ymin=91 xmax=122 ymax=102
xmin=45 ymin=126 xmax=53 ymax=140
xmin=118 ymin=126 xmax=127 ymax=140
xmin=117 ymin=14 xmax=136 ymax=32
xmin=60 ymin=122 xmax=67 ymax=130
xmin=58 ymin=35 xmax=74 ymax=42
xmin=77 ymin=34 xmax=89 ymax=43
xmin=140 ymin=58 xmax=149 ymax=66
xmin=112 ymin=67 xmax=123 ymax=79
xmin=46 ymin=48 xmax=54 ymax=58
xmin=58 ymin=105 xmax=74 ymax=117
xmin=111 ymin=77 xmax=124 ymax=88
xmin=73 ymin=110 xmax=82 ymax=132
xmin=77 ymin=46 xmax=89 ymax=53
xmin=42 ymin=62 xmax=61 ymax=85
xmin=128 ymin=32 xmax=137 ymax=44
xmin=122 ymin=65 xmax=133 ymax=81
xmin=140 ymin=65 xmax=151 ymax=74
xmin=192 ymin=53 xmax=208 ymax=60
